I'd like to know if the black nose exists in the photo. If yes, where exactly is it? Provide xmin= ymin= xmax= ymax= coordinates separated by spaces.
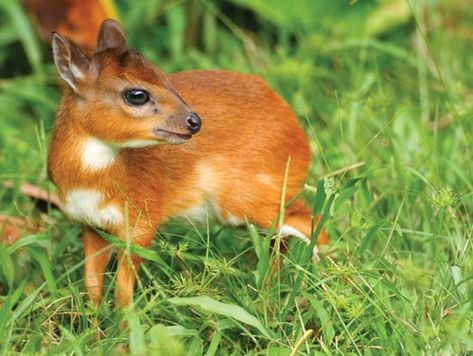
xmin=186 ymin=112 xmax=202 ymax=134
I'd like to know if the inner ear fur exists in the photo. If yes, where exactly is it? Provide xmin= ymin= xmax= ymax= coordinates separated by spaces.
xmin=97 ymin=19 xmax=127 ymax=52
xmin=52 ymin=32 xmax=95 ymax=92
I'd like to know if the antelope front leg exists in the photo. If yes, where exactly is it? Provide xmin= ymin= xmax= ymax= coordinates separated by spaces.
xmin=82 ymin=226 xmax=112 ymax=305
xmin=114 ymin=229 xmax=154 ymax=308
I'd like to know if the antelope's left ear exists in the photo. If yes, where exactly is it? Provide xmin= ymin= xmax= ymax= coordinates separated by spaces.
xmin=52 ymin=32 xmax=96 ymax=93
xmin=97 ymin=19 xmax=127 ymax=52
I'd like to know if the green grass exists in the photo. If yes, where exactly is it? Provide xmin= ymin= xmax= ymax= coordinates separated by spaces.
xmin=1 ymin=0 xmax=472 ymax=354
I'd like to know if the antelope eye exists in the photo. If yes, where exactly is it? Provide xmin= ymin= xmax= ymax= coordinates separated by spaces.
xmin=123 ymin=89 xmax=150 ymax=106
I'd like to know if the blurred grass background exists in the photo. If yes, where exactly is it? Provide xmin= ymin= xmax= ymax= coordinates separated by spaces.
xmin=0 ymin=0 xmax=472 ymax=354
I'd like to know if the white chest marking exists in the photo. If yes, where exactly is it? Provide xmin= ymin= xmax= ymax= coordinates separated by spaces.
xmin=81 ymin=137 xmax=117 ymax=170
xmin=63 ymin=189 xmax=123 ymax=227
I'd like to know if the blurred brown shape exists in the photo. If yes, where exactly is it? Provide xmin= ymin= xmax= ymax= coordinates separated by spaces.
xmin=3 ymin=180 xmax=63 ymax=210
xmin=25 ymin=0 xmax=118 ymax=52
xmin=1 ymin=180 xmax=63 ymax=244
xmin=0 ymin=215 xmax=26 ymax=245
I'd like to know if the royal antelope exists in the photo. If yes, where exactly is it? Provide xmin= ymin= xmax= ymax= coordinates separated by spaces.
xmin=48 ymin=19 xmax=327 ymax=308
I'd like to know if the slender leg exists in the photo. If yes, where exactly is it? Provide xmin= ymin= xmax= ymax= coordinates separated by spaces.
xmin=114 ymin=230 xmax=154 ymax=308
xmin=115 ymin=252 xmax=143 ymax=308
xmin=82 ymin=227 xmax=112 ymax=305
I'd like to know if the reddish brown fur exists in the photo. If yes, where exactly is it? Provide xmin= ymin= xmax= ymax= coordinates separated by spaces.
xmin=49 ymin=20 xmax=326 ymax=308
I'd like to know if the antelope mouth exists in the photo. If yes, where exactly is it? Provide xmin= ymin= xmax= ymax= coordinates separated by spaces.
xmin=153 ymin=129 xmax=192 ymax=143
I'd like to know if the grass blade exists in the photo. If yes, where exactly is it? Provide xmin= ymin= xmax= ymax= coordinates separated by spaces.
xmin=168 ymin=296 xmax=271 ymax=338
xmin=0 ymin=243 xmax=14 ymax=290
xmin=126 ymin=311 xmax=145 ymax=355
xmin=28 ymin=248 xmax=58 ymax=295
xmin=0 ymin=0 xmax=43 ymax=74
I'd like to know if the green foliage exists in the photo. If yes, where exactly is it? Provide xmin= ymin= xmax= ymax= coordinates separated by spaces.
xmin=0 ymin=0 xmax=472 ymax=354
xmin=168 ymin=295 xmax=272 ymax=338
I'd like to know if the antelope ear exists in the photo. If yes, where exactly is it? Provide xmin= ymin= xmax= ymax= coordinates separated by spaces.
xmin=52 ymin=32 xmax=95 ymax=92
xmin=97 ymin=19 xmax=126 ymax=52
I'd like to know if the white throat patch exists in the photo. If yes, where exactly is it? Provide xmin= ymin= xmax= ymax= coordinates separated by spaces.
xmin=81 ymin=137 xmax=159 ymax=170
xmin=81 ymin=137 xmax=117 ymax=170
xmin=117 ymin=139 xmax=157 ymax=148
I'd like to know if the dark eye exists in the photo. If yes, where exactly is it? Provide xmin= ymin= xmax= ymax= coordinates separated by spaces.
xmin=123 ymin=89 xmax=150 ymax=106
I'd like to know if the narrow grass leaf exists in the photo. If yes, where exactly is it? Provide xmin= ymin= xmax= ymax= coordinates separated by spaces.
xmin=168 ymin=296 xmax=271 ymax=338
xmin=365 ymin=0 xmax=411 ymax=36
xmin=127 ymin=311 xmax=145 ymax=355
xmin=311 ymin=179 xmax=326 ymax=214
xmin=451 ymin=265 xmax=467 ymax=298
xmin=0 ymin=279 xmax=26 ymax=334
xmin=0 ymin=243 xmax=14 ymax=290
xmin=28 ymin=248 xmax=57 ymax=295
xmin=12 ymin=283 xmax=44 ymax=320
xmin=304 ymin=292 xmax=334 ymax=343
xmin=187 ymin=337 xmax=204 ymax=356
xmin=164 ymin=325 xmax=198 ymax=337
xmin=0 ymin=0 xmax=43 ymax=74
xmin=248 ymin=224 xmax=270 ymax=288
xmin=215 ymin=319 xmax=237 ymax=330
xmin=278 ymin=157 xmax=291 ymax=228
xmin=203 ymin=9 xmax=217 ymax=54
xmin=358 ymin=220 xmax=387 ymax=255
xmin=248 ymin=223 xmax=262 ymax=259
xmin=205 ymin=331 xmax=222 ymax=356
xmin=6 ymin=233 xmax=49 ymax=254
